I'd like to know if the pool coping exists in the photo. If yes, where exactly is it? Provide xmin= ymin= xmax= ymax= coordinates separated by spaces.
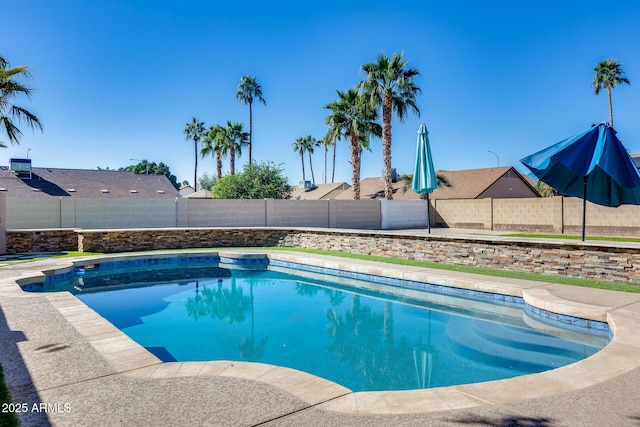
xmin=1 ymin=249 xmax=640 ymax=416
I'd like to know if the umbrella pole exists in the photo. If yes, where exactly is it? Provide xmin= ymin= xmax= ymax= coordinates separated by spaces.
xmin=581 ymin=176 xmax=587 ymax=241
xmin=427 ymin=193 xmax=431 ymax=234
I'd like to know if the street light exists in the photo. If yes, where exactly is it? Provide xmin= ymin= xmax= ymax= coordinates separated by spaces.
xmin=130 ymin=158 xmax=148 ymax=174
xmin=487 ymin=150 xmax=499 ymax=167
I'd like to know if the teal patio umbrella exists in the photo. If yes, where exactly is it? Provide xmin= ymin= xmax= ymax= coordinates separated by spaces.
xmin=412 ymin=124 xmax=438 ymax=233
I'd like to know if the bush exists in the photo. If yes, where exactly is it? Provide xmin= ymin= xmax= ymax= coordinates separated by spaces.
xmin=213 ymin=162 xmax=292 ymax=199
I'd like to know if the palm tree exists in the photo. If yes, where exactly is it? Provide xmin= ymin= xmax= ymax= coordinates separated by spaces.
xmin=535 ymin=180 xmax=556 ymax=197
xmin=0 ymin=55 xmax=43 ymax=146
xmin=302 ymin=135 xmax=318 ymax=185
xmin=361 ymin=52 xmax=421 ymax=200
xmin=236 ymin=75 xmax=266 ymax=164
xmin=224 ymin=121 xmax=248 ymax=175
xmin=592 ymin=59 xmax=630 ymax=128
xmin=319 ymin=135 xmax=334 ymax=184
xmin=201 ymin=124 xmax=226 ymax=180
xmin=292 ymin=137 xmax=307 ymax=183
xmin=325 ymin=88 xmax=381 ymax=199
xmin=400 ymin=173 xmax=451 ymax=199
xmin=184 ymin=118 xmax=206 ymax=191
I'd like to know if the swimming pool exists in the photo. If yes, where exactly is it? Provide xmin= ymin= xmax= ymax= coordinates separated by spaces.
xmin=25 ymin=254 xmax=610 ymax=392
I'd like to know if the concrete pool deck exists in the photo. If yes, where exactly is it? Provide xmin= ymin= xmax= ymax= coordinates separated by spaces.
xmin=0 ymin=247 xmax=639 ymax=426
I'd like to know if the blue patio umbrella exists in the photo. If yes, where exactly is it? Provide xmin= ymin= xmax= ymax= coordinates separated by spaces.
xmin=520 ymin=122 xmax=640 ymax=240
xmin=412 ymin=124 xmax=438 ymax=233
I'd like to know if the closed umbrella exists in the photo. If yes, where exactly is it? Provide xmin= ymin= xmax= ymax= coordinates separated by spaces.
xmin=520 ymin=122 xmax=640 ymax=240
xmin=412 ymin=124 xmax=438 ymax=233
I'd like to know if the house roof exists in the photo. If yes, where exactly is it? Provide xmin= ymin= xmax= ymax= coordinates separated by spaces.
xmin=335 ymin=167 xmax=538 ymax=200
xmin=0 ymin=166 xmax=179 ymax=199
xmin=290 ymin=182 xmax=350 ymax=200
xmin=183 ymin=189 xmax=213 ymax=199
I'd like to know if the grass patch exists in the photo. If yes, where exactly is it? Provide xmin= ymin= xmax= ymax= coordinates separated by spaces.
xmin=52 ymin=251 xmax=103 ymax=258
xmin=0 ymin=363 xmax=18 ymax=427
xmin=504 ymin=233 xmax=640 ymax=243
xmin=0 ymin=251 xmax=104 ymax=265
xmin=268 ymin=247 xmax=640 ymax=293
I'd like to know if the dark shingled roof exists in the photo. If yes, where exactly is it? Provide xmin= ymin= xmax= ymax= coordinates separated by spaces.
xmin=0 ymin=167 xmax=179 ymax=199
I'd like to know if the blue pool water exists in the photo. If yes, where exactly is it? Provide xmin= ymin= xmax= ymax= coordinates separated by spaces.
xmin=27 ymin=257 xmax=610 ymax=392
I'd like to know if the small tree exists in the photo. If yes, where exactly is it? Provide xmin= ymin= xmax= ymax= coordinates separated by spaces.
xmin=213 ymin=161 xmax=291 ymax=199
xmin=198 ymin=172 xmax=217 ymax=191
xmin=120 ymin=160 xmax=180 ymax=189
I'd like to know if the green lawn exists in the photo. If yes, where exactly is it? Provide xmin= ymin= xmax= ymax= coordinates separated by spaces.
xmin=504 ymin=233 xmax=640 ymax=243
xmin=268 ymin=247 xmax=640 ymax=293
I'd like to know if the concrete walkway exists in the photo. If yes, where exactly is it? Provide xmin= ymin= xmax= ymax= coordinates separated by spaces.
xmin=1 ymin=245 xmax=639 ymax=426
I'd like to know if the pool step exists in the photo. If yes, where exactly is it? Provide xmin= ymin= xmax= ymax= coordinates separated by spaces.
xmin=446 ymin=318 xmax=584 ymax=373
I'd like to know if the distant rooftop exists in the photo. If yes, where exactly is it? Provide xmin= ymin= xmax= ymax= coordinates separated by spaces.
xmin=335 ymin=166 xmax=539 ymax=200
xmin=0 ymin=166 xmax=179 ymax=199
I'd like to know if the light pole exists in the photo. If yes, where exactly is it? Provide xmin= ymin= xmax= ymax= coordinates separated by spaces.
xmin=487 ymin=150 xmax=499 ymax=167
xmin=130 ymin=158 xmax=148 ymax=174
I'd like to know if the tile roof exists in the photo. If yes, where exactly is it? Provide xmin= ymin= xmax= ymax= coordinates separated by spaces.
xmin=0 ymin=167 xmax=179 ymax=199
xmin=335 ymin=167 xmax=537 ymax=200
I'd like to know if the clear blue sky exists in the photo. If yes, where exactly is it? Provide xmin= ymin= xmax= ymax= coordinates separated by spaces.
xmin=4 ymin=0 xmax=640 ymax=187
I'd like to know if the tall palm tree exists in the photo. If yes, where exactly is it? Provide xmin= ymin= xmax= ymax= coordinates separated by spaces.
xmin=184 ymin=118 xmax=206 ymax=191
xmin=292 ymin=137 xmax=307 ymax=183
xmin=325 ymin=88 xmax=381 ymax=199
xmin=201 ymin=124 xmax=226 ymax=180
xmin=592 ymin=58 xmax=630 ymax=128
xmin=224 ymin=121 xmax=249 ymax=175
xmin=236 ymin=75 xmax=266 ymax=164
xmin=319 ymin=135 xmax=335 ymax=184
xmin=0 ymin=55 xmax=43 ymax=146
xmin=302 ymin=135 xmax=318 ymax=185
xmin=361 ymin=52 xmax=421 ymax=200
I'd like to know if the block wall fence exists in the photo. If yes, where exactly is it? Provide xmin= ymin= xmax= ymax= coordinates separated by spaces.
xmin=4 ymin=196 xmax=640 ymax=236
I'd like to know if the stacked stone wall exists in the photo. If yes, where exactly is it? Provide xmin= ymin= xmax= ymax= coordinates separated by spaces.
xmin=7 ymin=229 xmax=78 ymax=253
xmin=77 ymin=228 xmax=290 ymax=253
xmin=6 ymin=227 xmax=640 ymax=285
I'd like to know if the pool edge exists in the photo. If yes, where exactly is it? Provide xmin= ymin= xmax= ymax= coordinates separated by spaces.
xmin=2 ymin=249 xmax=639 ymax=416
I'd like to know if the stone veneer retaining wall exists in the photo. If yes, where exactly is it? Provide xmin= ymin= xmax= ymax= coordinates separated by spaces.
xmin=77 ymin=228 xmax=292 ymax=253
xmin=4 ymin=227 xmax=622 ymax=285
xmin=7 ymin=229 xmax=78 ymax=253
xmin=6 ymin=228 xmax=640 ymax=284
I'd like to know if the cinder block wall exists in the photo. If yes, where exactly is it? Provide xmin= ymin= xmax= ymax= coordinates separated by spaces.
xmin=6 ymin=198 xmax=62 ymax=228
xmin=73 ymin=199 xmax=177 ymax=228
xmin=433 ymin=199 xmax=492 ymax=229
xmin=563 ymin=198 xmax=640 ymax=236
xmin=267 ymin=200 xmax=330 ymax=227
xmin=381 ymin=200 xmax=427 ymax=229
xmin=330 ymin=200 xmax=381 ymax=229
xmin=492 ymin=197 xmax=562 ymax=233
xmin=6 ymin=196 xmax=640 ymax=236
xmin=178 ymin=199 xmax=266 ymax=227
